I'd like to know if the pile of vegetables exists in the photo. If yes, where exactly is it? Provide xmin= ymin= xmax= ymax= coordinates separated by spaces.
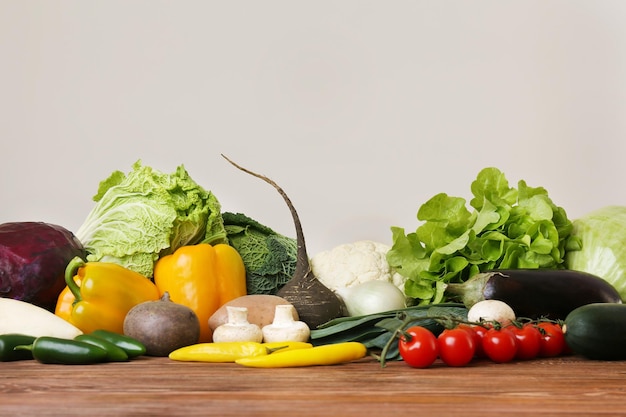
xmin=2 ymin=158 xmax=626 ymax=368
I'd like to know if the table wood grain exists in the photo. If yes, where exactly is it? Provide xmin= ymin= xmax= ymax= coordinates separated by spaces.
xmin=1 ymin=355 xmax=625 ymax=416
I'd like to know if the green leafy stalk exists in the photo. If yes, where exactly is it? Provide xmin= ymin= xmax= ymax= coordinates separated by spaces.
xmin=310 ymin=303 xmax=467 ymax=364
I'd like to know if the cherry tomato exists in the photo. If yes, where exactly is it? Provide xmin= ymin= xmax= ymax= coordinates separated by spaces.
xmin=482 ymin=328 xmax=517 ymax=363
xmin=508 ymin=323 xmax=542 ymax=360
xmin=456 ymin=323 xmax=485 ymax=358
xmin=398 ymin=326 xmax=439 ymax=368
xmin=438 ymin=327 xmax=475 ymax=367
xmin=536 ymin=322 xmax=566 ymax=357
xmin=469 ymin=325 xmax=488 ymax=358
xmin=456 ymin=324 xmax=481 ymax=351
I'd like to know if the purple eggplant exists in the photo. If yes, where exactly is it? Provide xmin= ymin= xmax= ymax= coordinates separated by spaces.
xmin=445 ymin=269 xmax=622 ymax=320
xmin=0 ymin=222 xmax=85 ymax=311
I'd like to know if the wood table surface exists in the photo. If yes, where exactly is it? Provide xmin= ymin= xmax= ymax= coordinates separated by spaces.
xmin=1 ymin=354 xmax=625 ymax=417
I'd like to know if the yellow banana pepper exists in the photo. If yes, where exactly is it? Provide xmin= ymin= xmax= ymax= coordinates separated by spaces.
xmin=234 ymin=342 xmax=368 ymax=368
xmin=153 ymin=243 xmax=247 ymax=343
xmin=55 ymin=256 xmax=160 ymax=334
xmin=168 ymin=341 xmax=312 ymax=363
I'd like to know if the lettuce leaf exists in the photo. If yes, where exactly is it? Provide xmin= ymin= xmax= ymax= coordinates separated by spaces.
xmin=387 ymin=167 xmax=579 ymax=305
xmin=565 ymin=206 xmax=626 ymax=301
xmin=76 ymin=160 xmax=226 ymax=277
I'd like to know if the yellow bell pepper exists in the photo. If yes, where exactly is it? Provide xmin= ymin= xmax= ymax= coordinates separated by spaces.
xmin=55 ymin=256 xmax=160 ymax=334
xmin=154 ymin=243 xmax=247 ymax=343
xmin=55 ymin=277 xmax=81 ymax=323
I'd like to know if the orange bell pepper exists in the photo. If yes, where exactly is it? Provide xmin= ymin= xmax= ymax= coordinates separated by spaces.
xmin=153 ymin=243 xmax=247 ymax=342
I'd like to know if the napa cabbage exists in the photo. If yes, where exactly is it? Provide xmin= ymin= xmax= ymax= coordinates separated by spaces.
xmin=565 ymin=205 xmax=626 ymax=301
xmin=76 ymin=161 xmax=226 ymax=278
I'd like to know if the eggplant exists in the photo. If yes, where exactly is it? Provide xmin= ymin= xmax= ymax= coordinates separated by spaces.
xmin=0 ymin=222 xmax=85 ymax=311
xmin=445 ymin=269 xmax=622 ymax=320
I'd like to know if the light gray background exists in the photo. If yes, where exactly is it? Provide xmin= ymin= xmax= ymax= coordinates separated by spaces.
xmin=2 ymin=1 xmax=625 ymax=257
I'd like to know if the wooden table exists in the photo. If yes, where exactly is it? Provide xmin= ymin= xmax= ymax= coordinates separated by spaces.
xmin=1 ymin=355 xmax=625 ymax=416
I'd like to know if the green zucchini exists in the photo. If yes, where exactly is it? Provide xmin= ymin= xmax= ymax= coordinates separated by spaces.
xmin=563 ymin=303 xmax=626 ymax=360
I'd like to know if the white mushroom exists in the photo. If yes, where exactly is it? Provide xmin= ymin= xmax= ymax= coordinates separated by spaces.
xmin=262 ymin=304 xmax=311 ymax=343
xmin=212 ymin=306 xmax=263 ymax=343
xmin=467 ymin=300 xmax=516 ymax=325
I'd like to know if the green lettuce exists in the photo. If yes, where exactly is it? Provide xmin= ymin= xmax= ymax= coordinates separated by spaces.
xmin=221 ymin=212 xmax=297 ymax=295
xmin=565 ymin=206 xmax=626 ymax=301
xmin=387 ymin=167 xmax=580 ymax=305
xmin=76 ymin=161 xmax=226 ymax=277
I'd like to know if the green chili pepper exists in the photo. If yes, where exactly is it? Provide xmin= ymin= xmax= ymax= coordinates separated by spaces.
xmin=75 ymin=334 xmax=129 ymax=362
xmin=15 ymin=336 xmax=108 ymax=365
xmin=91 ymin=329 xmax=146 ymax=358
xmin=0 ymin=334 xmax=36 ymax=362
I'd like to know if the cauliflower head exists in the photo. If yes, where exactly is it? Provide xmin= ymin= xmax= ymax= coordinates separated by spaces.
xmin=310 ymin=240 xmax=407 ymax=293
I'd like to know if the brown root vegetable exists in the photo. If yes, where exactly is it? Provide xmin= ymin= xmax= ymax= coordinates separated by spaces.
xmin=123 ymin=292 xmax=200 ymax=357
xmin=222 ymin=155 xmax=344 ymax=329
xmin=209 ymin=294 xmax=296 ymax=331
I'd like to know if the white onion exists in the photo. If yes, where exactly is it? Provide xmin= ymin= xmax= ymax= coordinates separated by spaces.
xmin=335 ymin=280 xmax=407 ymax=317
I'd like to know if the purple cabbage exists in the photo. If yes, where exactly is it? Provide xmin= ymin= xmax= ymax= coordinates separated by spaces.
xmin=0 ymin=222 xmax=85 ymax=311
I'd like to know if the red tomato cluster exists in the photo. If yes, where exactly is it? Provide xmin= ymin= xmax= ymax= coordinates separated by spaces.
xmin=398 ymin=321 xmax=567 ymax=368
